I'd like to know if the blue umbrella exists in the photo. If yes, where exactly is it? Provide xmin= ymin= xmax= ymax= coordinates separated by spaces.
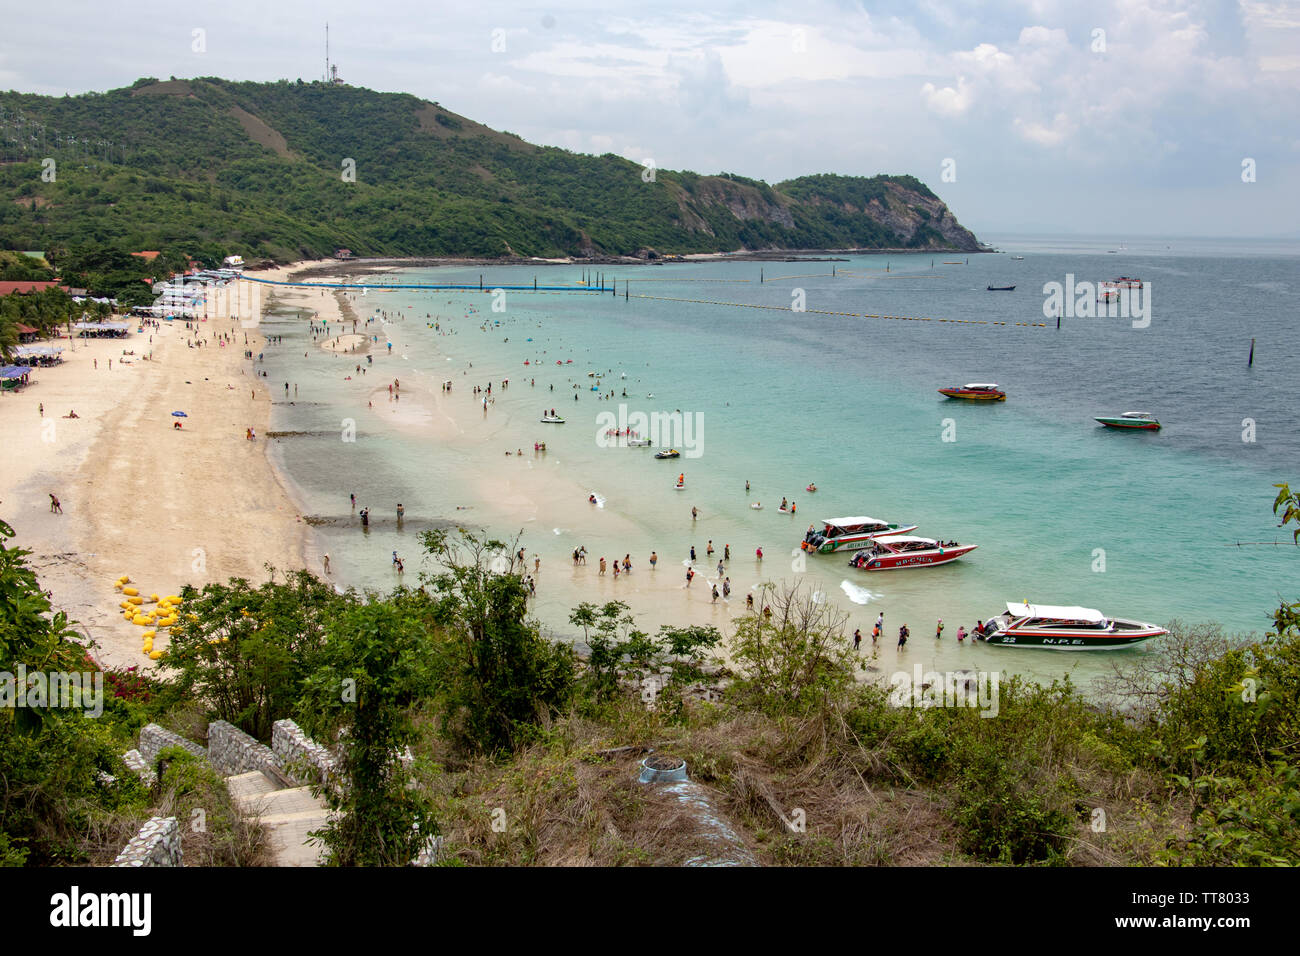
xmin=171 ymin=411 xmax=187 ymax=417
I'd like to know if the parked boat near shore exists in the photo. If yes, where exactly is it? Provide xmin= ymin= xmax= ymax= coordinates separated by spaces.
xmin=803 ymin=516 xmax=918 ymax=553
xmin=978 ymin=602 xmax=1166 ymax=649
xmin=849 ymin=535 xmax=977 ymax=570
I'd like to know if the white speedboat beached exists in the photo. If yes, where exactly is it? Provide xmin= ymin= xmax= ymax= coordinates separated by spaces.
xmin=803 ymin=516 xmax=918 ymax=553
xmin=977 ymin=602 xmax=1166 ymax=649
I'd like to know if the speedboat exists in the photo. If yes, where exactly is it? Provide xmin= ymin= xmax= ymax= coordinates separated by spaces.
xmin=977 ymin=602 xmax=1166 ymax=649
xmin=939 ymin=383 xmax=1006 ymax=401
xmin=627 ymin=438 xmax=652 ymax=447
xmin=1095 ymin=411 xmax=1160 ymax=430
xmin=803 ymin=516 xmax=918 ymax=553
xmin=849 ymin=536 xmax=976 ymax=570
xmin=986 ymin=285 xmax=1015 ymax=291
xmin=540 ymin=415 xmax=566 ymax=424
xmin=654 ymin=449 xmax=680 ymax=459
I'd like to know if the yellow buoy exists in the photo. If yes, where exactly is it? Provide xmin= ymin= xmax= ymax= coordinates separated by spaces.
xmin=149 ymin=650 xmax=163 ymax=660
xmin=149 ymin=593 xmax=160 ymax=602
xmin=166 ymin=595 xmax=182 ymax=604
xmin=122 ymin=587 xmax=139 ymax=596
xmin=142 ymin=630 xmax=156 ymax=639
xmin=128 ymin=596 xmax=143 ymax=605
xmin=132 ymin=615 xmax=151 ymax=626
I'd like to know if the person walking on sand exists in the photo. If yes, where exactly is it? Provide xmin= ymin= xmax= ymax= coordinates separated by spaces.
xmin=38 ymin=403 xmax=43 ymax=417
xmin=535 ymin=556 xmax=541 ymax=574
xmin=351 ymin=493 xmax=356 ymax=510
xmin=854 ymin=628 xmax=862 ymax=652
xmin=649 ymin=551 xmax=657 ymax=569
xmin=686 ymin=567 xmax=695 ymax=587
xmin=49 ymin=493 xmax=62 ymax=514
xmin=396 ymin=503 xmax=404 ymax=522
xmin=322 ymin=553 xmax=330 ymax=574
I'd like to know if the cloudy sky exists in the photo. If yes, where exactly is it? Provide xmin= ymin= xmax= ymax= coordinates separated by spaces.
xmin=3 ymin=0 xmax=1298 ymax=237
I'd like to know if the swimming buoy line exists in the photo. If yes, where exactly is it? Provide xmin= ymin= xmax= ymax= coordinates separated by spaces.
xmin=555 ymin=291 xmax=1049 ymax=328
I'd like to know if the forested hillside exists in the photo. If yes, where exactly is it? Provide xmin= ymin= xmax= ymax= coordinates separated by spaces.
xmin=0 ymin=77 xmax=982 ymax=262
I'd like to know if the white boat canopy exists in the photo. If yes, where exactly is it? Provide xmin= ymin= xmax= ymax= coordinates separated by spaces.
xmin=872 ymin=535 xmax=935 ymax=546
xmin=1006 ymin=602 xmax=1106 ymax=624
xmin=964 ymin=383 xmax=1000 ymax=389
xmin=823 ymin=516 xmax=886 ymax=527
xmin=1121 ymin=412 xmax=1154 ymax=418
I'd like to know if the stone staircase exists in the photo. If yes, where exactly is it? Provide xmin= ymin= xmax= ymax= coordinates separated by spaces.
xmin=116 ymin=719 xmax=336 ymax=867
xmin=226 ymin=770 xmax=330 ymax=867
xmin=116 ymin=718 xmax=436 ymax=867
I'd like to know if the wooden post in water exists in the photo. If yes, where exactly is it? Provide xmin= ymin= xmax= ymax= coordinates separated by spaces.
xmin=479 ymin=274 xmax=482 ymax=290
xmin=760 ymin=268 xmax=764 ymax=283
xmin=1249 ymin=338 xmax=1255 ymax=367
xmin=534 ymin=276 xmax=537 ymax=290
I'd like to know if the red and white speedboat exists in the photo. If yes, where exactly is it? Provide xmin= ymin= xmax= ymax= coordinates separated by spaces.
xmin=978 ymin=602 xmax=1166 ymax=649
xmin=849 ymin=535 xmax=977 ymax=570
xmin=803 ymin=516 xmax=918 ymax=553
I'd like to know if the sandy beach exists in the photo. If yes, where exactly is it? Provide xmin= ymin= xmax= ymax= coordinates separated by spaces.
xmin=0 ymin=261 xmax=336 ymax=670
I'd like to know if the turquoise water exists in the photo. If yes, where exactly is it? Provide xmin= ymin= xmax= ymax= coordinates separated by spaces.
xmin=259 ymin=240 xmax=1299 ymax=689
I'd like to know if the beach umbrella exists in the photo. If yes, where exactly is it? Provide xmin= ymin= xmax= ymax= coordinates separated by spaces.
xmin=171 ymin=411 xmax=187 ymax=417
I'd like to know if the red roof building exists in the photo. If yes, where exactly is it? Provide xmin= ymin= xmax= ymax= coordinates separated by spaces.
xmin=0 ymin=280 xmax=63 ymax=295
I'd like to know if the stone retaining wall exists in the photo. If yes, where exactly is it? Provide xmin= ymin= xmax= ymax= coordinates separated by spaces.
xmin=272 ymin=719 xmax=336 ymax=786
xmin=121 ymin=749 xmax=157 ymax=787
xmin=113 ymin=816 xmax=181 ymax=867
xmin=207 ymin=720 xmax=280 ymax=777
xmin=138 ymin=723 xmax=207 ymax=764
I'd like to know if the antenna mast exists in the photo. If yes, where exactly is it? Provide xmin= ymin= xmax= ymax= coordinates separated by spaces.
xmin=325 ymin=22 xmax=330 ymax=83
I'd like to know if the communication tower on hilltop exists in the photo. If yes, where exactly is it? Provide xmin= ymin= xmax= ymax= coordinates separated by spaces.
xmin=325 ymin=23 xmax=344 ymax=86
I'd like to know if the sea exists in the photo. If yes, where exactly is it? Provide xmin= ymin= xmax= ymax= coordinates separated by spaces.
xmin=255 ymin=234 xmax=1300 ymax=694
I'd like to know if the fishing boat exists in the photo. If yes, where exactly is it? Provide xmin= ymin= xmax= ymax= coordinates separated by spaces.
xmin=938 ymin=383 xmax=1006 ymax=401
xmin=803 ymin=517 xmax=919 ymax=553
xmin=654 ymin=449 xmax=680 ymax=459
xmin=849 ymin=536 xmax=977 ymax=570
xmin=986 ymin=285 xmax=1015 ymax=291
xmin=977 ymin=602 xmax=1166 ymax=649
xmin=1010 ymin=255 xmax=1025 ymax=260
xmin=540 ymin=415 xmax=566 ymax=424
xmin=1095 ymin=411 xmax=1161 ymax=430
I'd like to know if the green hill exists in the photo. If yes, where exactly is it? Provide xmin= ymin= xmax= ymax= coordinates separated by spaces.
xmin=0 ymin=77 xmax=982 ymax=263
